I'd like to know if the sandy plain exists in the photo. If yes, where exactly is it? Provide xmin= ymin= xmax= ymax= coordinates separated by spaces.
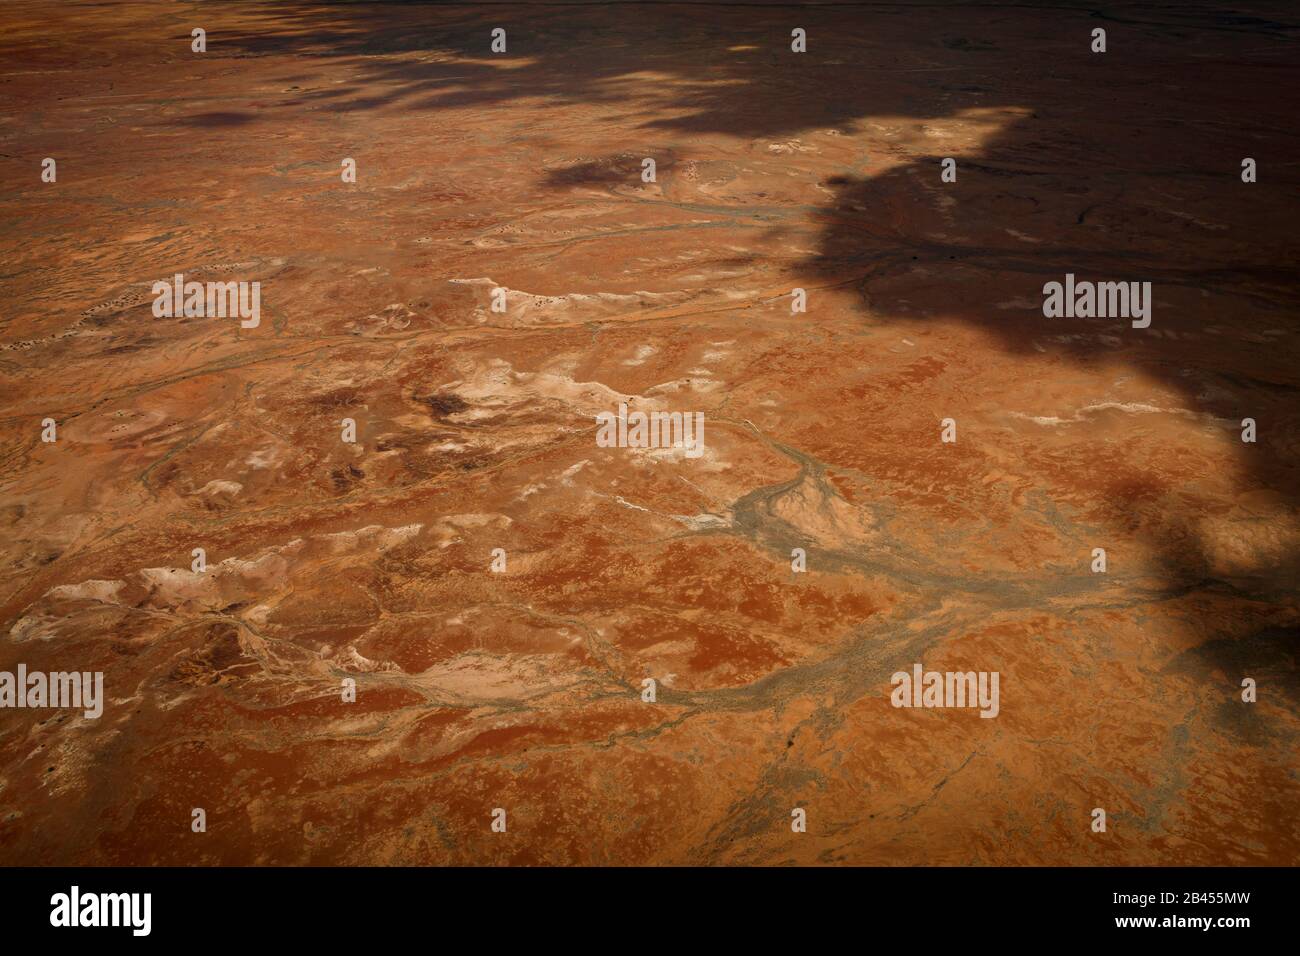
xmin=0 ymin=0 xmax=1297 ymax=864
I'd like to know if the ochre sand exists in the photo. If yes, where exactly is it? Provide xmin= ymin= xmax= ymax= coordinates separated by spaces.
xmin=1 ymin=0 xmax=1297 ymax=864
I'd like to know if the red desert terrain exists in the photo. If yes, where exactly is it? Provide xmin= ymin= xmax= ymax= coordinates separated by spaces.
xmin=0 ymin=0 xmax=1297 ymax=865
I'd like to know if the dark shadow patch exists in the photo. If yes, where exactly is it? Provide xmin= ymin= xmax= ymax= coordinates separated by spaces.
xmin=175 ymin=111 xmax=256 ymax=127
xmin=418 ymin=392 xmax=469 ymax=418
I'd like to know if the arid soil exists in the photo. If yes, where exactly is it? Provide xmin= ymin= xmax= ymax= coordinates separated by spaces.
xmin=0 ymin=0 xmax=1297 ymax=865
